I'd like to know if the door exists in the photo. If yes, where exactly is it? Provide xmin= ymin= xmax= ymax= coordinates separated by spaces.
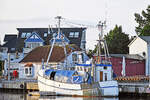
xmin=100 ymin=71 xmax=103 ymax=81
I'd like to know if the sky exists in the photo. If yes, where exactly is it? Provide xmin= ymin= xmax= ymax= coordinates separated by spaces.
xmin=0 ymin=0 xmax=150 ymax=49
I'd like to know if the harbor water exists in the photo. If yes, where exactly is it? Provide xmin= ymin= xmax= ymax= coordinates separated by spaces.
xmin=0 ymin=92 xmax=149 ymax=100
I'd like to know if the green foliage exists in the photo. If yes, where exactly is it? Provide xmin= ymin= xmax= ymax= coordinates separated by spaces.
xmin=134 ymin=5 xmax=150 ymax=36
xmin=104 ymin=25 xmax=130 ymax=54
xmin=87 ymin=45 xmax=98 ymax=58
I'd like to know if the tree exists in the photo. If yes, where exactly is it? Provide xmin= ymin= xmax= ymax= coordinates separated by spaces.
xmin=87 ymin=45 xmax=98 ymax=58
xmin=135 ymin=5 xmax=150 ymax=36
xmin=104 ymin=25 xmax=130 ymax=54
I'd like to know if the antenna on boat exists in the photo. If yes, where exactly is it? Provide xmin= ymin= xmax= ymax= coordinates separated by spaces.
xmin=96 ymin=21 xmax=110 ymax=64
xmin=55 ymin=16 xmax=62 ymax=38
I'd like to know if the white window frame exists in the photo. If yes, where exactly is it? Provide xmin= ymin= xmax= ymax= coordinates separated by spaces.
xmin=24 ymin=67 xmax=32 ymax=76
xmin=26 ymin=32 xmax=31 ymax=38
xmin=74 ymin=32 xmax=79 ymax=38
xmin=69 ymin=32 xmax=74 ymax=38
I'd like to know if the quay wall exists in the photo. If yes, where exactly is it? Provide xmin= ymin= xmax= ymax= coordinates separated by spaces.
xmin=0 ymin=79 xmax=150 ymax=96
xmin=118 ymin=82 xmax=149 ymax=94
xmin=0 ymin=80 xmax=38 ymax=92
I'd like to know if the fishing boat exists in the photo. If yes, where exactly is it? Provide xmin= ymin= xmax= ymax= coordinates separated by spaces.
xmin=37 ymin=16 xmax=119 ymax=97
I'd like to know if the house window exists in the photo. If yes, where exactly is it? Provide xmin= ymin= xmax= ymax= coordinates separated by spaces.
xmin=24 ymin=67 xmax=32 ymax=76
xmin=74 ymin=32 xmax=79 ymax=38
xmin=32 ymin=43 xmax=40 ymax=48
xmin=25 ymin=68 xmax=28 ymax=74
xmin=44 ymin=33 xmax=48 ymax=37
xmin=26 ymin=33 xmax=31 ymax=38
xmin=11 ymin=48 xmax=15 ymax=51
xmin=21 ymin=33 xmax=26 ymax=38
xmin=26 ymin=42 xmax=41 ymax=48
xmin=69 ymin=32 xmax=74 ymax=37
xmin=69 ymin=32 xmax=80 ymax=38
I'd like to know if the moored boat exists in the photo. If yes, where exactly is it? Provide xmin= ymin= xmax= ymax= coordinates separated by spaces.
xmin=37 ymin=17 xmax=119 ymax=97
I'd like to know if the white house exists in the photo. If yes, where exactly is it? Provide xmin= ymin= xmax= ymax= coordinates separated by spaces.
xmin=128 ymin=36 xmax=150 ymax=75
xmin=19 ymin=45 xmax=89 ymax=79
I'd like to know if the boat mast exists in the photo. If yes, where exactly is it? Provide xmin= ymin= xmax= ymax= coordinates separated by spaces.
xmin=46 ymin=16 xmax=62 ymax=65
xmin=97 ymin=21 xmax=110 ymax=63
xmin=46 ymin=16 xmax=68 ymax=68
xmin=55 ymin=16 xmax=61 ymax=38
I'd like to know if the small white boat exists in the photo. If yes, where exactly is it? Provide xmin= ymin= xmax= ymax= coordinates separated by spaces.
xmin=37 ymin=17 xmax=118 ymax=97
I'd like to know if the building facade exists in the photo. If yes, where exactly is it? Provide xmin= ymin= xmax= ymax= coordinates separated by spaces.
xmin=17 ymin=27 xmax=86 ymax=53
xmin=128 ymin=36 xmax=150 ymax=76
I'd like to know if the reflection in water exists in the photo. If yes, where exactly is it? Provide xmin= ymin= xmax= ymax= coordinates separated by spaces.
xmin=0 ymin=92 xmax=119 ymax=100
xmin=0 ymin=92 xmax=149 ymax=100
xmin=0 ymin=93 xmax=25 ymax=100
xmin=38 ymin=96 xmax=118 ymax=100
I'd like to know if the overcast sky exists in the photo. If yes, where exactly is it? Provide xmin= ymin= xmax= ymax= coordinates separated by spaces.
xmin=0 ymin=0 xmax=150 ymax=49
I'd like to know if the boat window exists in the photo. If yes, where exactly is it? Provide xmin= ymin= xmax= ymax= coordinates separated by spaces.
xmin=29 ymin=67 xmax=32 ymax=74
xmin=50 ymin=71 xmax=56 ymax=80
xmin=104 ymin=66 xmax=107 ymax=70
xmin=81 ymin=53 xmax=84 ymax=62
xmin=105 ymin=73 xmax=107 ymax=81
xmin=88 ymin=68 xmax=90 ymax=72
xmin=72 ymin=54 xmax=77 ymax=63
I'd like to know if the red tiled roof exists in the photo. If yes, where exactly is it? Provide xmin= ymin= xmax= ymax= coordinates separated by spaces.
xmin=20 ymin=44 xmax=81 ymax=63
xmin=24 ymin=62 xmax=33 ymax=67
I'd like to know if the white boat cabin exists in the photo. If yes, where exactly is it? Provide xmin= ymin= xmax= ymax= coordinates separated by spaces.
xmin=95 ymin=63 xmax=112 ymax=82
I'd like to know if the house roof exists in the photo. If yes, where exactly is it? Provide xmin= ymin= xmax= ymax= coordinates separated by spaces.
xmin=110 ymin=54 xmax=145 ymax=60
xmin=50 ymin=33 xmax=70 ymax=44
xmin=128 ymin=36 xmax=150 ymax=47
xmin=24 ymin=32 xmax=44 ymax=43
xmin=139 ymin=36 xmax=150 ymax=43
xmin=20 ymin=44 xmax=81 ymax=63
xmin=4 ymin=34 xmax=17 ymax=42
xmin=16 ymin=28 xmax=86 ymax=52
xmin=2 ymin=36 xmax=18 ymax=53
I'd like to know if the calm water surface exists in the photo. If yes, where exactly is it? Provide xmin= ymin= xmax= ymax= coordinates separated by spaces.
xmin=0 ymin=93 xmax=149 ymax=100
